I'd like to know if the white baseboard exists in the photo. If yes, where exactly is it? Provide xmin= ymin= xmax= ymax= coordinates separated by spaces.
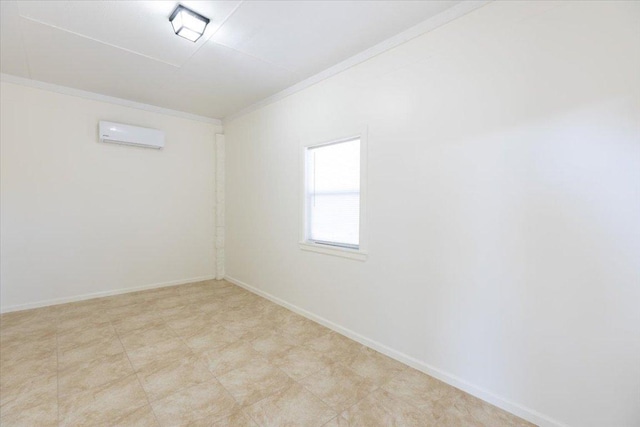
xmin=0 ymin=275 xmax=217 ymax=313
xmin=224 ymin=275 xmax=566 ymax=427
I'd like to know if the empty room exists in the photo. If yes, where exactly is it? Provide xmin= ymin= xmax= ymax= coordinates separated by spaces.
xmin=0 ymin=1 xmax=638 ymax=426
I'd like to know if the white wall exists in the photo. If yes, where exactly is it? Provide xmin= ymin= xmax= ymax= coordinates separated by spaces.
xmin=224 ymin=2 xmax=640 ymax=426
xmin=0 ymin=81 xmax=221 ymax=311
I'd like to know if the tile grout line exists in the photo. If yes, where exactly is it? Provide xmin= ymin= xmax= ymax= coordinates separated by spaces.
xmin=290 ymin=376 xmax=339 ymax=423
xmin=290 ymin=344 xmax=410 ymax=422
xmin=227 ymin=278 xmax=538 ymax=425
xmin=112 ymin=316 xmax=163 ymax=427
xmin=199 ymin=359 xmax=256 ymax=425
xmin=135 ymin=298 xmax=243 ymax=425
xmin=223 ymin=326 xmax=338 ymax=423
xmin=189 ymin=292 xmax=338 ymax=424
xmin=125 ymin=294 xmax=216 ymax=419
xmin=2 ymin=280 xmax=520 ymax=426
xmin=195 ymin=332 xmax=291 ymax=425
xmin=295 ymin=357 xmax=378 ymax=422
xmin=341 ymin=362 xmax=451 ymax=424
xmin=175 ymin=318 xmax=255 ymax=425
xmin=222 ymin=279 xmax=474 ymax=423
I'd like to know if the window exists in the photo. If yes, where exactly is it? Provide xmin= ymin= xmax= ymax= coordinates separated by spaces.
xmin=300 ymin=134 xmax=367 ymax=260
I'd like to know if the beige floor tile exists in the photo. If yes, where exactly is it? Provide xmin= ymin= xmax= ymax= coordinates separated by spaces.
xmin=469 ymin=399 xmax=535 ymax=426
xmin=136 ymin=354 xmax=214 ymax=402
xmin=164 ymin=311 xmax=217 ymax=336
xmin=272 ymin=345 xmax=334 ymax=381
xmin=278 ymin=316 xmax=331 ymax=344
xmin=215 ymin=305 xmax=261 ymax=323
xmin=1 ymin=325 xmax=57 ymax=349
xmin=0 ymin=310 xmax=37 ymax=328
xmin=1 ymin=332 xmax=57 ymax=364
xmin=213 ymin=280 xmax=241 ymax=291
xmin=106 ymin=404 xmax=160 ymax=426
xmin=245 ymin=383 xmax=336 ymax=427
xmin=199 ymin=340 xmax=264 ymax=377
xmin=0 ymin=347 xmax=57 ymax=384
xmin=0 ymin=307 xmax=58 ymax=333
xmin=105 ymin=303 xmax=150 ymax=322
xmin=59 ymin=374 xmax=149 ymax=426
xmin=58 ymin=334 xmax=125 ymax=370
xmin=218 ymin=292 xmax=259 ymax=309
xmin=341 ymin=388 xmax=434 ymax=427
xmin=156 ymin=301 xmax=201 ymax=318
xmin=1 ymin=281 xmax=533 ymax=427
xmin=0 ymin=398 xmax=58 ymax=427
xmin=113 ymin=310 xmax=165 ymax=335
xmin=59 ymin=352 xmax=134 ymax=396
xmin=183 ymin=324 xmax=239 ymax=354
xmin=244 ymin=295 xmax=271 ymax=308
xmin=180 ymin=280 xmax=216 ymax=293
xmin=212 ymin=411 xmax=258 ymax=427
xmin=261 ymin=305 xmax=297 ymax=325
xmin=323 ymin=416 xmax=350 ymax=427
xmin=124 ymin=337 xmax=193 ymax=371
xmin=303 ymin=331 xmax=360 ymax=362
xmin=102 ymin=292 xmax=149 ymax=309
xmin=177 ymin=292 xmax=216 ymax=306
xmin=217 ymin=358 xmax=293 ymax=406
xmin=433 ymin=402 xmax=485 ymax=427
xmin=0 ymin=322 xmax=58 ymax=347
xmin=436 ymin=393 xmax=534 ymax=427
xmin=341 ymin=347 xmax=406 ymax=386
xmin=148 ymin=294 xmax=192 ymax=311
xmin=119 ymin=323 xmax=179 ymax=351
xmin=58 ymin=321 xmax=118 ymax=350
xmin=224 ymin=317 xmax=272 ymax=341
xmin=250 ymin=332 xmax=297 ymax=359
xmin=299 ymin=363 xmax=378 ymax=412
xmin=184 ymin=417 xmax=216 ymax=427
xmin=0 ymin=371 xmax=57 ymax=417
xmin=141 ymin=286 xmax=182 ymax=302
xmin=55 ymin=299 xmax=109 ymax=330
xmin=193 ymin=298 xmax=227 ymax=314
xmin=381 ymin=368 xmax=462 ymax=416
xmin=150 ymin=379 xmax=238 ymax=426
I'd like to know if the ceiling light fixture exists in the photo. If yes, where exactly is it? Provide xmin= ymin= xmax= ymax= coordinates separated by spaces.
xmin=169 ymin=4 xmax=210 ymax=42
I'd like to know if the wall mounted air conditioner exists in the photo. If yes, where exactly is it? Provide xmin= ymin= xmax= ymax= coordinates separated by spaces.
xmin=98 ymin=121 xmax=165 ymax=149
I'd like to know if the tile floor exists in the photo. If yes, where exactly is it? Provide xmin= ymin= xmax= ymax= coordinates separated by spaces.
xmin=0 ymin=280 xmax=534 ymax=426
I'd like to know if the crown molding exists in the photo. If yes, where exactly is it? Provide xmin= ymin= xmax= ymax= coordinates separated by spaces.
xmin=223 ymin=0 xmax=489 ymax=124
xmin=0 ymin=73 xmax=222 ymax=126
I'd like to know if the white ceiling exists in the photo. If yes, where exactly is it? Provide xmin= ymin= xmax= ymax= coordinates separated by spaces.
xmin=1 ymin=0 xmax=461 ymax=119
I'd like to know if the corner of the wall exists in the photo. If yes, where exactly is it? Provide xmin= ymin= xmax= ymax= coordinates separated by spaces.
xmin=215 ymin=134 xmax=226 ymax=280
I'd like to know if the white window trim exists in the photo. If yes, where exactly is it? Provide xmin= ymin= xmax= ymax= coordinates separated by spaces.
xmin=299 ymin=127 xmax=368 ymax=261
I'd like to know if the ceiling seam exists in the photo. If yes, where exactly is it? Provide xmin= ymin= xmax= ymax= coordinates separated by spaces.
xmin=211 ymin=40 xmax=298 ymax=74
xmin=176 ymin=0 xmax=246 ymax=69
xmin=160 ymin=0 xmax=249 ymax=88
xmin=17 ymin=15 xmax=181 ymax=68
xmin=174 ymin=0 xmax=297 ymax=76
xmin=16 ymin=3 xmax=33 ymax=79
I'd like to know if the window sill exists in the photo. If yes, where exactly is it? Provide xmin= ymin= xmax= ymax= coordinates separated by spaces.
xmin=298 ymin=241 xmax=368 ymax=261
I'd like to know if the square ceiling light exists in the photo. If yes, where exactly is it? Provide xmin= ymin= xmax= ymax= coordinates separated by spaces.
xmin=169 ymin=5 xmax=210 ymax=42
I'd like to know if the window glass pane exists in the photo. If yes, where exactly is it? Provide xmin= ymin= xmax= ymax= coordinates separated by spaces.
xmin=307 ymin=138 xmax=360 ymax=247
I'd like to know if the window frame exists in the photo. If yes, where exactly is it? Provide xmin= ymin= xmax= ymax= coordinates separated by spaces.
xmin=299 ymin=128 xmax=368 ymax=261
